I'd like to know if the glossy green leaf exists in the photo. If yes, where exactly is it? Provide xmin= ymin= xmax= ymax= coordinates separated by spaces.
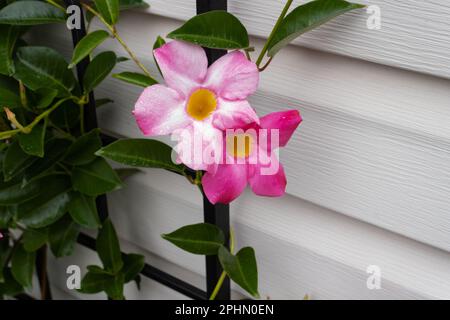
xmin=114 ymin=168 xmax=141 ymax=181
xmin=3 ymin=139 xmax=37 ymax=181
xmin=65 ymin=129 xmax=102 ymax=166
xmin=122 ymin=253 xmax=144 ymax=283
xmin=94 ymin=0 xmax=119 ymax=25
xmin=11 ymin=244 xmax=35 ymax=288
xmin=0 ymin=78 xmax=21 ymax=108
xmin=162 ymin=223 xmax=225 ymax=255
xmin=22 ymin=138 xmax=72 ymax=183
xmin=153 ymin=35 xmax=165 ymax=50
xmin=69 ymin=30 xmax=110 ymax=68
xmin=0 ymin=1 xmax=66 ymax=25
xmin=119 ymin=0 xmax=149 ymax=10
xmin=0 ymin=268 xmax=23 ymax=296
xmin=96 ymin=218 xmax=123 ymax=273
xmin=0 ymin=173 xmax=58 ymax=205
xmin=167 ymin=11 xmax=249 ymax=49
xmin=68 ymin=191 xmax=100 ymax=229
xmin=49 ymin=215 xmax=80 ymax=257
xmin=18 ymin=123 xmax=46 ymax=157
xmin=79 ymin=269 xmax=111 ymax=293
xmin=112 ymin=72 xmax=157 ymax=87
xmin=18 ymin=174 xmax=71 ymax=228
xmin=218 ymin=246 xmax=259 ymax=298
xmin=0 ymin=205 xmax=15 ymax=228
xmin=96 ymin=139 xmax=185 ymax=174
xmin=72 ymin=157 xmax=122 ymax=196
xmin=267 ymin=0 xmax=365 ymax=57
xmin=35 ymin=88 xmax=58 ymax=109
xmin=22 ymin=228 xmax=48 ymax=252
xmin=49 ymin=100 xmax=80 ymax=129
xmin=14 ymin=46 xmax=77 ymax=97
xmin=0 ymin=25 xmax=22 ymax=75
xmin=83 ymin=51 xmax=116 ymax=93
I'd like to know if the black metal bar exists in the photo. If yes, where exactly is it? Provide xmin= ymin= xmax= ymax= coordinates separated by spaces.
xmin=197 ymin=0 xmax=231 ymax=300
xmin=77 ymin=233 xmax=207 ymax=300
xmin=36 ymin=246 xmax=52 ymax=300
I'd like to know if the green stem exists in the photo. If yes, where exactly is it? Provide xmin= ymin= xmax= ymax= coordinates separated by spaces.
xmin=82 ymin=3 xmax=153 ymax=78
xmin=0 ymin=97 xmax=74 ymax=140
xmin=255 ymin=0 xmax=293 ymax=67
xmin=46 ymin=0 xmax=66 ymax=12
xmin=209 ymin=228 xmax=235 ymax=300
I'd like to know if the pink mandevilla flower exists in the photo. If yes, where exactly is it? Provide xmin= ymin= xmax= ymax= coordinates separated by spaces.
xmin=133 ymin=40 xmax=260 ymax=170
xmin=202 ymin=110 xmax=302 ymax=204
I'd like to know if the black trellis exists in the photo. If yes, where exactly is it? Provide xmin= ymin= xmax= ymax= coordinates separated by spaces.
xmin=60 ymin=0 xmax=231 ymax=300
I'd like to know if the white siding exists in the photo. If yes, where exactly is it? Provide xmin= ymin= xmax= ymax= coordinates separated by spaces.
xmin=33 ymin=1 xmax=450 ymax=299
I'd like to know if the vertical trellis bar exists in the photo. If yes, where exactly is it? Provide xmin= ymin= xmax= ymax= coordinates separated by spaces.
xmin=64 ymin=0 xmax=109 ymax=222
xmin=196 ymin=0 xmax=231 ymax=301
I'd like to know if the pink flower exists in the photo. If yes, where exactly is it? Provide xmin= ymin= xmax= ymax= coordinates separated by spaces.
xmin=133 ymin=40 xmax=260 ymax=170
xmin=202 ymin=110 xmax=302 ymax=204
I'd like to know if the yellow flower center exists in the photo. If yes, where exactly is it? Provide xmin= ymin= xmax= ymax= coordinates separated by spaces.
xmin=226 ymin=134 xmax=254 ymax=158
xmin=186 ymin=88 xmax=217 ymax=121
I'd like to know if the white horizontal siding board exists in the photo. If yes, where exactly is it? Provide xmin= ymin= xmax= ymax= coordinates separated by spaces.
xmin=103 ymin=169 xmax=450 ymax=299
xmin=147 ymin=0 xmax=450 ymax=79
xmin=32 ymin=14 xmax=450 ymax=251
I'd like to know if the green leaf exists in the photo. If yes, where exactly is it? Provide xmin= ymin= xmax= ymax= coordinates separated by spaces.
xmin=94 ymin=0 xmax=119 ymax=25
xmin=162 ymin=223 xmax=225 ymax=255
xmin=49 ymin=100 xmax=79 ymax=129
xmin=69 ymin=30 xmax=110 ymax=68
xmin=112 ymin=71 xmax=157 ymax=88
xmin=79 ymin=269 xmax=111 ymax=293
xmin=11 ymin=243 xmax=35 ymax=288
xmin=0 ymin=79 xmax=21 ymax=108
xmin=114 ymin=168 xmax=141 ymax=181
xmin=0 ymin=25 xmax=23 ymax=75
xmin=35 ymin=88 xmax=58 ymax=109
xmin=83 ymin=51 xmax=116 ymax=93
xmin=167 ymin=11 xmax=249 ymax=49
xmin=96 ymin=139 xmax=185 ymax=174
xmin=14 ymin=46 xmax=77 ymax=97
xmin=0 ymin=1 xmax=66 ymax=25
xmin=18 ymin=123 xmax=46 ymax=157
xmin=122 ymin=253 xmax=144 ymax=283
xmin=49 ymin=215 xmax=80 ymax=257
xmin=0 ymin=268 xmax=23 ymax=296
xmin=0 ymin=205 xmax=15 ymax=228
xmin=0 ymin=173 xmax=57 ymax=205
xmin=68 ymin=191 xmax=100 ymax=229
xmin=64 ymin=129 xmax=102 ymax=166
xmin=119 ymin=0 xmax=149 ymax=10
xmin=0 ymin=235 xmax=11 ymax=282
xmin=267 ymin=0 xmax=365 ymax=57
xmin=218 ymin=246 xmax=259 ymax=298
xmin=3 ymin=139 xmax=37 ymax=181
xmin=22 ymin=228 xmax=48 ymax=252
xmin=153 ymin=35 xmax=165 ymax=50
xmin=18 ymin=174 xmax=71 ymax=228
xmin=72 ymin=157 xmax=122 ymax=196
xmin=96 ymin=218 xmax=123 ymax=273
xmin=22 ymin=138 xmax=72 ymax=182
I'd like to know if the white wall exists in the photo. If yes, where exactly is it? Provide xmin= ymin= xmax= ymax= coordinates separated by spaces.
xmin=35 ymin=1 xmax=450 ymax=299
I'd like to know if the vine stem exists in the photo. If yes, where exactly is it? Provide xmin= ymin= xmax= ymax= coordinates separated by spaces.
xmin=81 ymin=3 xmax=153 ymax=78
xmin=209 ymin=228 xmax=235 ymax=300
xmin=255 ymin=0 xmax=293 ymax=67
xmin=0 ymin=96 xmax=74 ymax=140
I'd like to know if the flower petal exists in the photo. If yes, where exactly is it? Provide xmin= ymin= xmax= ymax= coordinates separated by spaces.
xmin=212 ymin=99 xmax=259 ymax=130
xmin=173 ymin=122 xmax=223 ymax=171
xmin=259 ymin=110 xmax=302 ymax=147
xmin=202 ymin=163 xmax=248 ymax=204
xmin=205 ymin=51 xmax=259 ymax=100
xmin=154 ymin=40 xmax=208 ymax=97
xmin=133 ymin=84 xmax=190 ymax=136
xmin=248 ymin=158 xmax=286 ymax=197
